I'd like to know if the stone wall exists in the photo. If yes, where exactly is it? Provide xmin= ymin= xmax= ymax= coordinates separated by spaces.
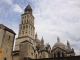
xmin=32 ymin=56 xmax=80 ymax=60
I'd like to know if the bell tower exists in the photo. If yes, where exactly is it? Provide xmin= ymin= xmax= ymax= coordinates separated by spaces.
xmin=18 ymin=4 xmax=35 ymax=39
xmin=15 ymin=4 xmax=35 ymax=50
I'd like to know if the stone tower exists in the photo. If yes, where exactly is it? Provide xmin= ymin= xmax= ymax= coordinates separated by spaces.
xmin=15 ymin=4 xmax=35 ymax=51
xmin=0 ymin=24 xmax=16 ymax=60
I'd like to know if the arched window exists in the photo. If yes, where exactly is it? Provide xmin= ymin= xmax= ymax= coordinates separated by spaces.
xmin=26 ymin=25 xmax=28 ymax=28
xmin=54 ymin=53 xmax=56 ymax=58
xmin=36 ymin=54 xmax=37 ymax=59
xmin=62 ymin=53 xmax=64 ymax=57
xmin=4 ymin=58 xmax=6 ymax=60
xmin=25 ymin=16 xmax=26 ymax=19
xmin=57 ymin=52 xmax=60 ymax=57
xmin=22 ymin=21 xmax=23 ymax=24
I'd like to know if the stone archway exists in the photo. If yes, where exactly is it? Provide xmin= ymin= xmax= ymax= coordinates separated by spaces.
xmin=57 ymin=52 xmax=60 ymax=57
xmin=54 ymin=53 xmax=56 ymax=58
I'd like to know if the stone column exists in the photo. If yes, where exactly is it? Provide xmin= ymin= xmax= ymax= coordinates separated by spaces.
xmin=60 ymin=52 xmax=62 ymax=57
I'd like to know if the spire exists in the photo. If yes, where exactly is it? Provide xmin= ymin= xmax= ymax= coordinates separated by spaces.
xmin=41 ymin=36 xmax=44 ymax=45
xmin=35 ymin=32 xmax=37 ymax=39
xmin=24 ymin=4 xmax=32 ymax=14
xmin=57 ymin=36 xmax=60 ymax=42
xmin=67 ymin=40 xmax=70 ymax=45
xmin=67 ymin=40 xmax=71 ymax=49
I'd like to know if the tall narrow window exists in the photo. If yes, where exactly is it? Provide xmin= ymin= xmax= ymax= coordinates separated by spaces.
xmin=54 ymin=53 xmax=56 ymax=58
xmin=4 ymin=58 xmax=6 ymax=60
xmin=22 ymin=21 xmax=23 ymax=24
xmin=31 ymin=53 xmax=33 ymax=56
xmin=8 ymin=36 xmax=10 ymax=40
xmin=36 ymin=54 xmax=37 ymax=59
xmin=25 ymin=16 xmax=26 ymax=19
xmin=23 ymin=26 xmax=25 ymax=29
xmin=26 ymin=25 xmax=28 ymax=28
xmin=62 ymin=53 xmax=64 ymax=57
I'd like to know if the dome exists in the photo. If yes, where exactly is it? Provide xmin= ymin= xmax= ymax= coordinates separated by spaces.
xmin=54 ymin=42 xmax=66 ymax=47
xmin=52 ymin=37 xmax=67 ymax=50
xmin=52 ymin=41 xmax=67 ymax=50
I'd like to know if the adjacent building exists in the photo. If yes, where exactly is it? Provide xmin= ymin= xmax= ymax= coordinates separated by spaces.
xmin=0 ymin=24 xmax=16 ymax=60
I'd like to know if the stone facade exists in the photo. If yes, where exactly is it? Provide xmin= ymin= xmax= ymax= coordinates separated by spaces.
xmin=0 ymin=4 xmax=75 ymax=60
xmin=13 ymin=4 xmax=75 ymax=60
xmin=0 ymin=24 xmax=16 ymax=60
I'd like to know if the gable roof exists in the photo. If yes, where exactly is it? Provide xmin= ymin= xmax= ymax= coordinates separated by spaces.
xmin=52 ymin=47 xmax=67 ymax=53
xmin=0 ymin=24 xmax=16 ymax=35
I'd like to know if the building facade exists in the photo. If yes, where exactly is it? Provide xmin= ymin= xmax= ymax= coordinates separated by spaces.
xmin=0 ymin=24 xmax=16 ymax=60
xmin=13 ymin=4 xmax=75 ymax=60
xmin=0 ymin=4 xmax=75 ymax=60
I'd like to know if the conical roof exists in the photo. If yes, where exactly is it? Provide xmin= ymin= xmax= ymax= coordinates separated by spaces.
xmin=25 ymin=4 xmax=32 ymax=12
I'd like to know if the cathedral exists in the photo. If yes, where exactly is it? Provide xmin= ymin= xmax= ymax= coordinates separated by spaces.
xmin=0 ymin=4 xmax=75 ymax=60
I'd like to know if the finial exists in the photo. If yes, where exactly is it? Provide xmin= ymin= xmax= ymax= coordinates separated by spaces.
xmin=67 ymin=40 xmax=70 ymax=45
xmin=25 ymin=3 xmax=32 ymax=13
xmin=67 ymin=40 xmax=71 ymax=49
xmin=57 ymin=36 xmax=60 ymax=42
xmin=28 ymin=2 xmax=30 ymax=5
xmin=41 ymin=36 xmax=44 ymax=45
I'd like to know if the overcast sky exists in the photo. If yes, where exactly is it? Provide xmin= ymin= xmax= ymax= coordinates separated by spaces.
xmin=0 ymin=0 xmax=80 ymax=55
